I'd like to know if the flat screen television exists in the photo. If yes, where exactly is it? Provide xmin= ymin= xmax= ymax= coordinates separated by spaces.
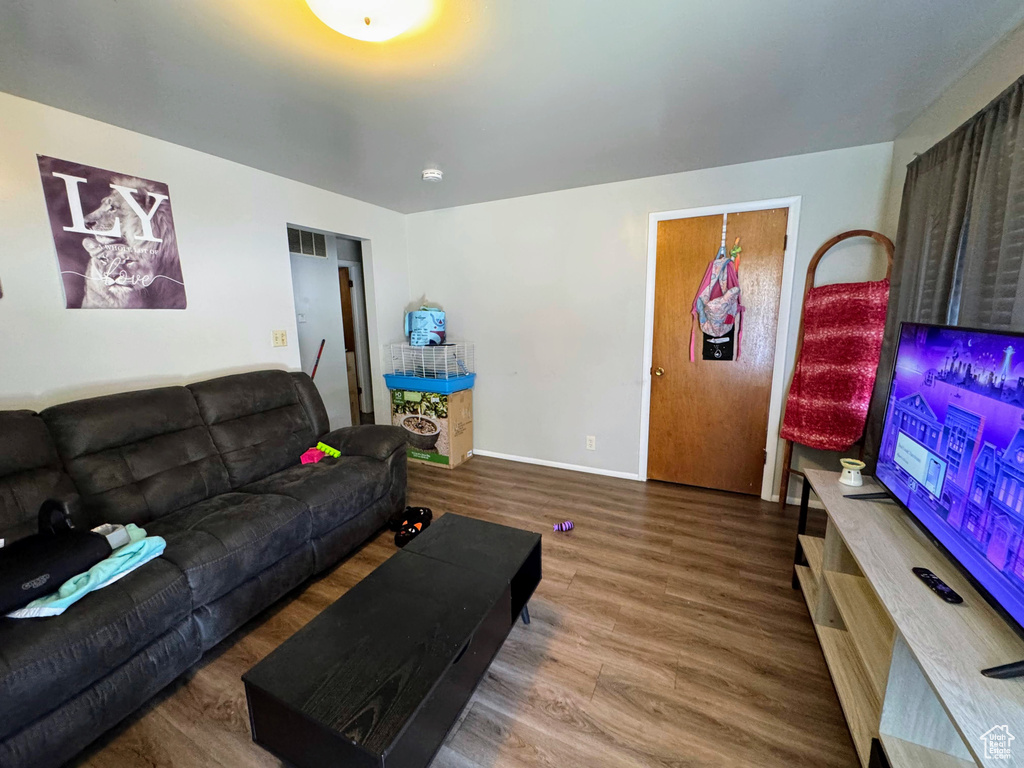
xmin=877 ymin=322 xmax=1024 ymax=650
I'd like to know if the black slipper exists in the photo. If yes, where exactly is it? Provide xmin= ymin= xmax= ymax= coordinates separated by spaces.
xmin=395 ymin=518 xmax=430 ymax=548
xmin=388 ymin=506 xmax=433 ymax=532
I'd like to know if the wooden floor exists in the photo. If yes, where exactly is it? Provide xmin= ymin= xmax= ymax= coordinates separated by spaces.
xmin=75 ymin=456 xmax=857 ymax=768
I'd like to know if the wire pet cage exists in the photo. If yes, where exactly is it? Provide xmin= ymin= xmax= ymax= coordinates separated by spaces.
xmin=383 ymin=342 xmax=475 ymax=380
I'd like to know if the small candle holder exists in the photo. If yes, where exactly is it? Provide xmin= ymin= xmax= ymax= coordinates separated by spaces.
xmin=839 ymin=458 xmax=866 ymax=487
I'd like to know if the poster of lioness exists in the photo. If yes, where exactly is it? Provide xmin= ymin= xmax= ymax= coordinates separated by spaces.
xmin=37 ymin=155 xmax=187 ymax=309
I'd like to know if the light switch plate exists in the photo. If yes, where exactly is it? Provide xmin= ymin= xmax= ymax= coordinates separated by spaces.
xmin=272 ymin=330 xmax=288 ymax=347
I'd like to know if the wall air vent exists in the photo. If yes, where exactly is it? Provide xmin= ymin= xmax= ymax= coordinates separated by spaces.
xmin=288 ymin=226 xmax=328 ymax=257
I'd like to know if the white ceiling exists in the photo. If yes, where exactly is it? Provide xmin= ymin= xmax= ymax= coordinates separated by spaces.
xmin=2 ymin=0 xmax=1023 ymax=213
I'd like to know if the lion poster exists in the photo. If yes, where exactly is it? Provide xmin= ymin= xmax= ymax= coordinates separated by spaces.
xmin=37 ymin=155 xmax=187 ymax=309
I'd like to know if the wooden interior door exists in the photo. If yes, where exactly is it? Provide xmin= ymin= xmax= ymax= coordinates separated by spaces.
xmin=338 ymin=268 xmax=356 ymax=353
xmin=338 ymin=268 xmax=360 ymax=425
xmin=647 ymin=208 xmax=788 ymax=494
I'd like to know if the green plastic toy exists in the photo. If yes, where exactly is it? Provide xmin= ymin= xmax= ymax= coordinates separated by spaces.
xmin=316 ymin=442 xmax=341 ymax=459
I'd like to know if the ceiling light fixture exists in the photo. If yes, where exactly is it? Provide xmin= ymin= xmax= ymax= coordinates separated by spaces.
xmin=305 ymin=0 xmax=434 ymax=42
xmin=422 ymin=168 xmax=443 ymax=182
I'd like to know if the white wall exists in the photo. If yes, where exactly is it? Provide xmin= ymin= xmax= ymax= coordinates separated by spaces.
xmin=0 ymin=92 xmax=409 ymax=416
xmin=883 ymin=22 xmax=1024 ymax=234
xmin=0 ymin=88 xmax=906 ymax=496
xmin=406 ymin=142 xmax=895 ymax=489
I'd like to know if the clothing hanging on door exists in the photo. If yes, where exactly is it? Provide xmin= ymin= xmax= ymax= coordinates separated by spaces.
xmin=690 ymin=214 xmax=744 ymax=361
xmin=701 ymin=328 xmax=735 ymax=360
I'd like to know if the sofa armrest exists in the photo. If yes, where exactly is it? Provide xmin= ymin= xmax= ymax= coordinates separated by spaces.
xmin=320 ymin=426 xmax=407 ymax=462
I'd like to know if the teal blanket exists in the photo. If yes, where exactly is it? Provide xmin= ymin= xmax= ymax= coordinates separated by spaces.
xmin=6 ymin=525 xmax=166 ymax=619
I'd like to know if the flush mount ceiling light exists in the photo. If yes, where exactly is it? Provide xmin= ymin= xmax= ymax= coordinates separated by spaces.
xmin=305 ymin=0 xmax=434 ymax=42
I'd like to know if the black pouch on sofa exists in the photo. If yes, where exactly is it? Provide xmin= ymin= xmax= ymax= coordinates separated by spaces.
xmin=0 ymin=499 xmax=111 ymax=614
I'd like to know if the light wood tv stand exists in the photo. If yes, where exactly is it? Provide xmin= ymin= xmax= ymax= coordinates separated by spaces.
xmin=795 ymin=469 xmax=1024 ymax=767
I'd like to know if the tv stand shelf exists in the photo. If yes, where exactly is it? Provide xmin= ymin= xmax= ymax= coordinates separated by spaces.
xmin=794 ymin=469 xmax=1024 ymax=768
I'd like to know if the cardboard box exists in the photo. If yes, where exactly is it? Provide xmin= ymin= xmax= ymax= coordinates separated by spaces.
xmin=391 ymin=388 xmax=473 ymax=469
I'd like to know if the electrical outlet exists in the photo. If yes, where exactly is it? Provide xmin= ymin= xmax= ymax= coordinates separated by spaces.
xmin=296 ymin=314 xmax=307 ymax=324
xmin=272 ymin=330 xmax=288 ymax=347
xmin=586 ymin=435 xmax=596 ymax=451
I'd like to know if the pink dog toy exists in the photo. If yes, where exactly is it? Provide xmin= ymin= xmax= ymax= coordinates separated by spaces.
xmin=301 ymin=448 xmax=326 ymax=465
xmin=553 ymin=520 xmax=574 ymax=532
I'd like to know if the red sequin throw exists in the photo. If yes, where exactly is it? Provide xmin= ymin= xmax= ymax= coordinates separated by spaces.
xmin=780 ymin=279 xmax=890 ymax=451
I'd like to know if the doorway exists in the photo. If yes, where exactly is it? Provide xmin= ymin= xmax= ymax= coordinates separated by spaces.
xmin=335 ymin=237 xmax=375 ymax=425
xmin=289 ymin=227 xmax=375 ymax=429
xmin=639 ymin=198 xmax=801 ymax=498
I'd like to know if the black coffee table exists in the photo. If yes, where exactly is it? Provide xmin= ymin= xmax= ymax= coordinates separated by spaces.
xmin=243 ymin=513 xmax=541 ymax=768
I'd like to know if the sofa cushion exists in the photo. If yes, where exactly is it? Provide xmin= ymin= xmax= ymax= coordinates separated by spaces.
xmin=192 ymin=546 xmax=313 ymax=652
xmin=310 ymin=494 xmax=395 ymax=573
xmin=0 ymin=618 xmax=201 ymax=768
xmin=41 ymin=387 xmax=230 ymax=526
xmin=320 ymin=425 xmax=408 ymax=462
xmin=290 ymin=372 xmax=329 ymax=439
xmin=0 ymin=557 xmax=191 ymax=741
xmin=146 ymin=492 xmax=311 ymax=608
xmin=0 ymin=411 xmax=78 ymax=534
xmin=188 ymin=371 xmax=319 ymax=488
xmin=242 ymin=457 xmax=388 ymax=537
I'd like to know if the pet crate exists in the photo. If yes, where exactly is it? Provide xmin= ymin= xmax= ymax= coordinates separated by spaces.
xmin=382 ymin=342 xmax=475 ymax=393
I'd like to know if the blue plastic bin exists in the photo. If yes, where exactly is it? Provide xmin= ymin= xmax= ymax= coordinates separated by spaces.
xmin=384 ymin=373 xmax=475 ymax=394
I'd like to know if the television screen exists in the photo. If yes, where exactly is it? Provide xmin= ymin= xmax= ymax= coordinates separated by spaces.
xmin=878 ymin=322 xmax=1024 ymax=632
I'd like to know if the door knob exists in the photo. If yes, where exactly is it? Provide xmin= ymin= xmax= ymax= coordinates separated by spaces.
xmin=654 ymin=367 xmax=665 ymax=376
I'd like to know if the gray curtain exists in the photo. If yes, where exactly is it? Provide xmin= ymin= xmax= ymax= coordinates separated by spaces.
xmin=960 ymin=80 xmax=1024 ymax=327
xmin=866 ymin=73 xmax=1024 ymax=462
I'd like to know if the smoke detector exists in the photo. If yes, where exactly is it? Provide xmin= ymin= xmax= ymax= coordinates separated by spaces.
xmin=422 ymin=168 xmax=443 ymax=182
